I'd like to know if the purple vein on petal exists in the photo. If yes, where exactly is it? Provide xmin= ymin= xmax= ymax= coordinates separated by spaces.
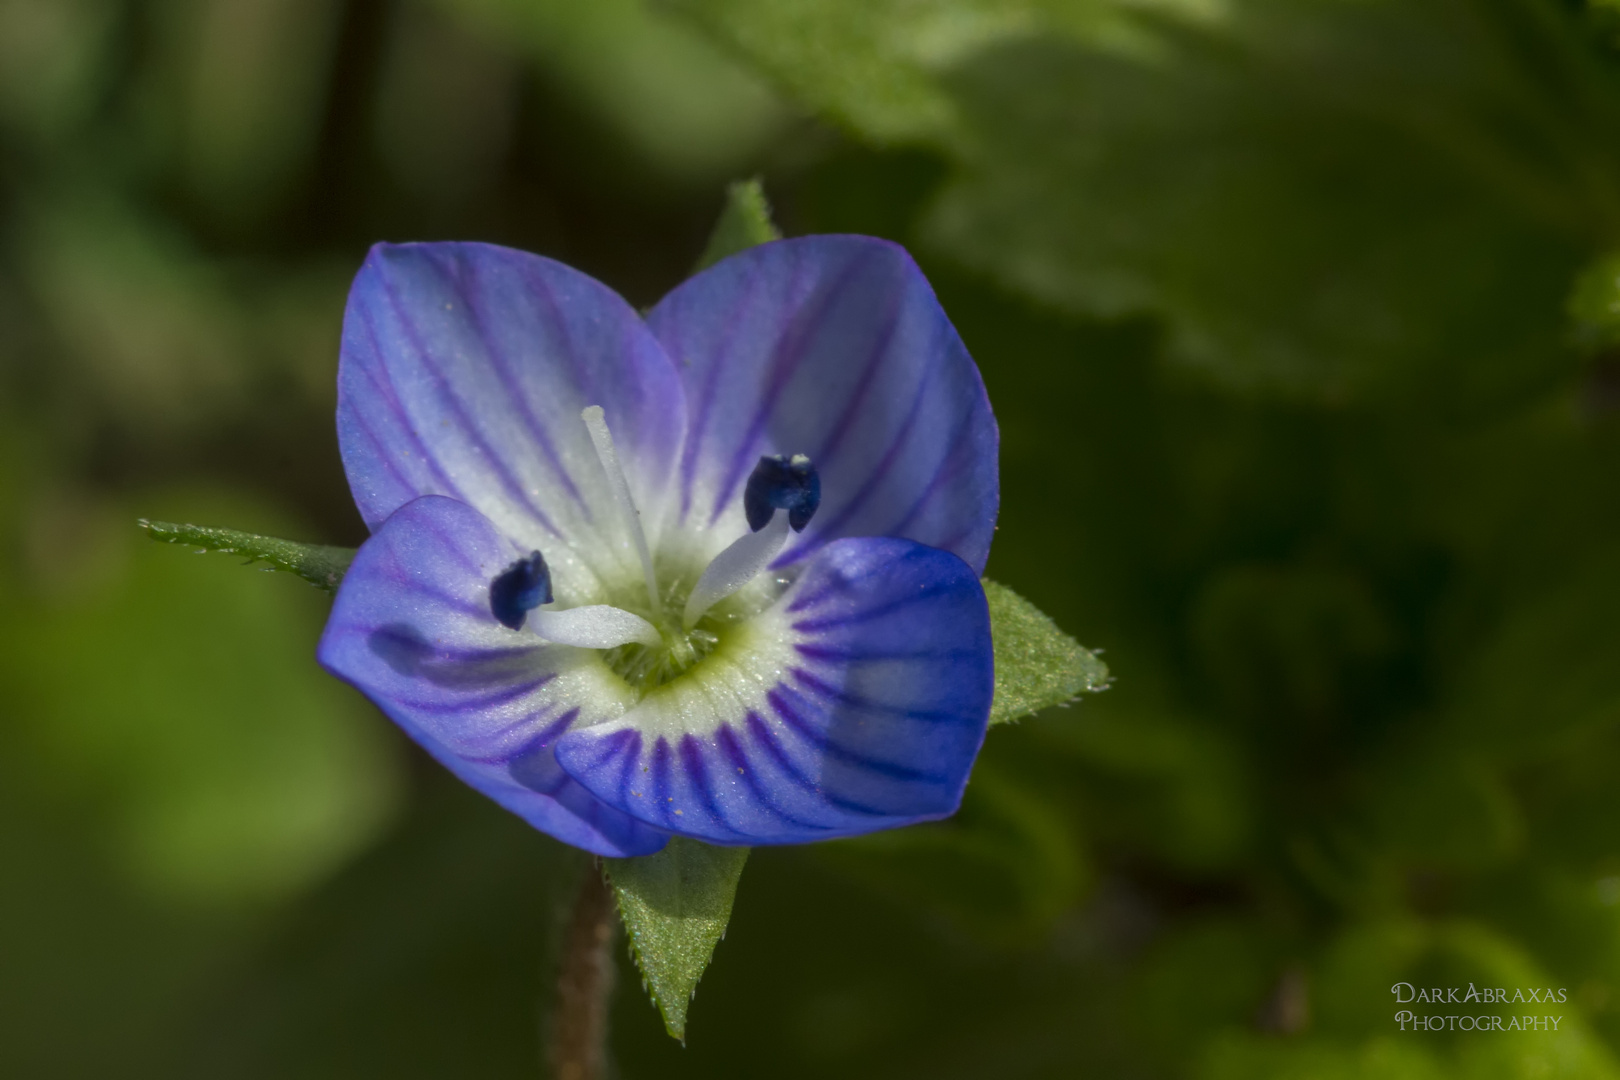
xmin=708 ymin=253 xmax=865 ymax=527
xmin=743 ymin=711 xmax=835 ymax=806
xmin=676 ymin=267 xmax=768 ymax=524
xmin=513 ymin=707 xmax=581 ymax=754
xmin=448 ymin=253 xmax=592 ymax=520
xmin=793 ymin=643 xmax=975 ymax=665
xmin=381 ymin=575 xmax=495 ymax=620
xmin=411 ymin=506 xmax=503 ymax=578
xmin=717 ymin=722 xmax=826 ymax=831
xmin=344 ymin=393 xmax=420 ymax=497
xmin=415 ymin=702 xmax=568 ymax=764
xmin=387 ymin=682 xmax=550 ymax=720
xmin=365 ymin=625 xmax=548 ymax=667
xmin=931 ymin=516 xmax=985 ymax=562
xmin=767 ymin=687 xmax=945 ymax=783
xmin=376 ymin=271 xmax=564 ymax=537
xmin=352 ymin=311 xmax=468 ymax=504
xmin=571 ymin=727 xmax=637 ymax=779
xmin=678 ymin=734 xmax=738 ymax=836
xmin=522 ymin=262 xmax=599 ymax=408
xmin=353 ymin=320 xmax=487 ymax=524
xmin=777 ymin=333 xmax=942 ymax=566
xmin=885 ymin=432 xmax=973 ymax=540
xmin=787 ymin=666 xmax=972 ymax=724
xmin=612 ymin=729 xmax=644 ymax=805
xmin=800 ymin=286 xmax=904 ymax=478
xmin=745 ymin=713 xmax=894 ymax=818
xmin=783 ymin=575 xmax=844 ymax=615
xmin=372 ymin=581 xmax=487 ymax=621
xmin=650 ymin=736 xmax=675 ymax=817
xmin=790 ymin=581 xmax=959 ymax=633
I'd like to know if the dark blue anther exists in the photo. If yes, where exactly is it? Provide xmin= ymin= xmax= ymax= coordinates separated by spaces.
xmin=744 ymin=453 xmax=821 ymax=532
xmin=490 ymin=550 xmax=553 ymax=630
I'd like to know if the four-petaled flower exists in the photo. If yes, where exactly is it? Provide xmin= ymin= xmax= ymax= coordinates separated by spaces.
xmin=318 ymin=236 xmax=999 ymax=856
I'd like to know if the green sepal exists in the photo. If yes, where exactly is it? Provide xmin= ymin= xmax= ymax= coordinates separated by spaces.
xmin=692 ymin=177 xmax=781 ymax=274
xmin=984 ymin=579 xmax=1109 ymax=725
xmin=139 ymin=519 xmax=355 ymax=593
xmin=603 ymin=837 xmax=749 ymax=1043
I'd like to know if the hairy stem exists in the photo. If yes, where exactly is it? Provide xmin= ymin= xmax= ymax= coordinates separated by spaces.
xmin=548 ymin=862 xmax=617 ymax=1080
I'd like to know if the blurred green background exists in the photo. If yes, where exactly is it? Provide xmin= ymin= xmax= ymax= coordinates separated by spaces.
xmin=5 ymin=0 xmax=1620 ymax=1076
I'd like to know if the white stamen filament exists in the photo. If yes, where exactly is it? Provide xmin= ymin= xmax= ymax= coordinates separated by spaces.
xmin=683 ymin=512 xmax=790 ymax=629
xmin=581 ymin=405 xmax=662 ymax=618
xmin=530 ymin=605 xmax=662 ymax=649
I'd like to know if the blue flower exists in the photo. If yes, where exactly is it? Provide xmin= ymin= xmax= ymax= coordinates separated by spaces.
xmin=317 ymin=236 xmax=1000 ymax=857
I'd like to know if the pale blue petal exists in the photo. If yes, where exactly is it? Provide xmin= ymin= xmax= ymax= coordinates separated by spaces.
xmin=646 ymin=236 xmax=999 ymax=574
xmin=337 ymin=242 xmax=687 ymax=602
xmin=318 ymin=495 xmax=668 ymax=858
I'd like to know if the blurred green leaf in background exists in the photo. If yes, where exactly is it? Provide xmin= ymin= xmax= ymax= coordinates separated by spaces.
xmin=8 ymin=0 xmax=1620 ymax=1077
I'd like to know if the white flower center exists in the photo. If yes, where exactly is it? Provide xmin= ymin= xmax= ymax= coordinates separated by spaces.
xmin=495 ymin=406 xmax=818 ymax=697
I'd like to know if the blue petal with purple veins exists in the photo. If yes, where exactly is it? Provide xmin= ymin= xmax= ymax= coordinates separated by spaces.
xmin=338 ymin=242 xmax=687 ymax=602
xmin=318 ymin=495 xmax=669 ymax=857
xmin=646 ymin=235 xmax=999 ymax=574
xmin=551 ymin=538 xmax=993 ymax=845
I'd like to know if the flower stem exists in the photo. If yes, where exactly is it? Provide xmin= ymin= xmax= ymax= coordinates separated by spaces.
xmin=548 ymin=861 xmax=617 ymax=1080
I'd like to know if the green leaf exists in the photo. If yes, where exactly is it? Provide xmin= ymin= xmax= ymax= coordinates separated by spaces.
xmin=923 ymin=7 xmax=1593 ymax=405
xmin=985 ymin=578 xmax=1108 ymax=725
xmin=692 ymin=177 xmax=781 ymax=273
xmin=425 ymin=0 xmax=786 ymax=182
xmin=680 ymin=0 xmax=1602 ymax=404
xmin=1569 ymin=251 xmax=1620 ymax=349
xmin=139 ymin=518 xmax=355 ymax=593
xmin=670 ymin=0 xmax=1204 ymax=145
xmin=603 ymin=837 xmax=749 ymax=1042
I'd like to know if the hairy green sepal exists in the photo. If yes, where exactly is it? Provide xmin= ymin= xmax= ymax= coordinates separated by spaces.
xmin=692 ymin=177 xmax=781 ymax=273
xmin=139 ymin=519 xmax=355 ymax=593
xmin=984 ymin=579 xmax=1109 ymax=725
xmin=604 ymin=839 xmax=749 ymax=1042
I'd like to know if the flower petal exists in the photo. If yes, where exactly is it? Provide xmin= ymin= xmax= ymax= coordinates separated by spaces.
xmin=318 ymin=495 xmax=668 ymax=857
xmin=552 ymin=537 xmax=994 ymax=845
xmin=337 ymin=241 xmax=687 ymax=602
xmin=646 ymin=236 xmax=999 ymax=574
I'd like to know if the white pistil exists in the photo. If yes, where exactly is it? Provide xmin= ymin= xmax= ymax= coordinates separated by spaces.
xmin=530 ymin=605 xmax=662 ymax=649
xmin=581 ymin=405 xmax=662 ymax=619
xmin=682 ymin=512 xmax=790 ymax=629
